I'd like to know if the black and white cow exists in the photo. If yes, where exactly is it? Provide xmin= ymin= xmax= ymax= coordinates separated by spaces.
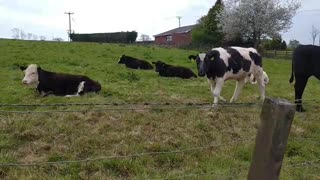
xmin=189 ymin=47 xmax=265 ymax=106
xmin=152 ymin=61 xmax=197 ymax=79
xmin=118 ymin=54 xmax=153 ymax=70
xmin=20 ymin=64 xmax=101 ymax=97
xmin=290 ymin=45 xmax=320 ymax=112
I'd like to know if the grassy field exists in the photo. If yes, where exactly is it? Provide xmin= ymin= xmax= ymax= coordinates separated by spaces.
xmin=0 ymin=39 xmax=320 ymax=179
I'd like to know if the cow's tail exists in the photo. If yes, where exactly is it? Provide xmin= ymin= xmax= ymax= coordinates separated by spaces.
xmin=289 ymin=61 xmax=294 ymax=84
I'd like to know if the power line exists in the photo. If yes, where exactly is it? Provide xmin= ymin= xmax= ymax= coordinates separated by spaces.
xmin=64 ymin=12 xmax=74 ymax=42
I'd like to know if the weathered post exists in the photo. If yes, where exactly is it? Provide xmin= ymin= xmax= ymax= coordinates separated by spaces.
xmin=247 ymin=98 xmax=295 ymax=180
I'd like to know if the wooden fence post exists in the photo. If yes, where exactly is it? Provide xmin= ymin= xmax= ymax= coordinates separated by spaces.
xmin=247 ymin=98 xmax=295 ymax=180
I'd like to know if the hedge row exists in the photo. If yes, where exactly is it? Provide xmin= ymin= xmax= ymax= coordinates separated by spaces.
xmin=70 ymin=31 xmax=138 ymax=43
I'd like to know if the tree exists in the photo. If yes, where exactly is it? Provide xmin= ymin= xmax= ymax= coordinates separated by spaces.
xmin=40 ymin=36 xmax=46 ymax=41
xmin=220 ymin=0 xmax=300 ymax=49
xmin=281 ymin=40 xmax=287 ymax=50
xmin=27 ymin=33 xmax=33 ymax=40
xmin=11 ymin=28 xmax=20 ymax=39
xmin=32 ymin=34 xmax=38 ymax=40
xmin=139 ymin=34 xmax=151 ymax=41
xmin=20 ymin=30 xmax=26 ymax=40
xmin=288 ymin=39 xmax=300 ymax=49
xmin=311 ymin=25 xmax=319 ymax=45
xmin=52 ymin=37 xmax=64 ymax=41
xmin=191 ymin=0 xmax=224 ymax=45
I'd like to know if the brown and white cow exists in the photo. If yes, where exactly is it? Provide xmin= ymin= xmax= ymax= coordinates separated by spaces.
xmin=20 ymin=64 xmax=101 ymax=97
xmin=189 ymin=47 xmax=266 ymax=106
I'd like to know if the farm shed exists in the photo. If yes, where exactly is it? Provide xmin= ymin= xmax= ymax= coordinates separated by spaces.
xmin=154 ymin=25 xmax=196 ymax=47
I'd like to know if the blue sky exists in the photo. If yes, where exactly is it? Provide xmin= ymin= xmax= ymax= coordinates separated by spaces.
xmin=0 ymin=0 xmax=319 ymax=44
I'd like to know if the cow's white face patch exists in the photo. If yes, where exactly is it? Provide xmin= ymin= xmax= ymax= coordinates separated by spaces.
xmin=22 ymin=64 xmax=39 ymax=86
xmin=199 ymin=53 xmax=206 ymax=61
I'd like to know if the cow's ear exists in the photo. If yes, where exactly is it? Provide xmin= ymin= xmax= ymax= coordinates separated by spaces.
xmin=206 ymin=50 xmax=219 ymax=60
xmin=20 ymin=65 xmax=27 ymax=71
xmin=188 ymin=55 xmax=197 ymax=61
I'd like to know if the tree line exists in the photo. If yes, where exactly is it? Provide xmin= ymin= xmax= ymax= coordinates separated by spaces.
xmin=191 ymin=0 xmax=301 ymax=50
xmin=69 ymin=31 xmax=138 ymax=43
xmin=11 ymin=28 xmax=63 ymax=41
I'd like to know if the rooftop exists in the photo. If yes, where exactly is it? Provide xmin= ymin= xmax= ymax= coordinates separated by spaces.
xmin=154 ymin=25 xmax=196 ymax=37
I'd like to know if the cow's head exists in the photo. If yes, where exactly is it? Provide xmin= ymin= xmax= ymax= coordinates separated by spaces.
xmin=189 ymin=51 xmax=219 ymax=77
xmin=20 ymin=64 xmax=40 ymax=86
xmin=118 ymin=54 xmax=126 ymax=64
xmin=152 ymin=61 xmax=166 ymax=72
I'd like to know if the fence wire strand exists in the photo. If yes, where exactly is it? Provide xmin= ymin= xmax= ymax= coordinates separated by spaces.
xmin=0 ymin=138 xmax=253 ymax=168
xmin=0 ymin=102 xmax=264 ymax=114
xmin=155 ymin=165 xmax=249 ymax=180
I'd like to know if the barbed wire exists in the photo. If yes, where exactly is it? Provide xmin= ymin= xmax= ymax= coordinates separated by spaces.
xmin=0 ymin=97 xmax=319 ymax=108
xmin=0 ymin=138 xmax=252 ymax=167
xmin=285 ymin=159 xmax=320 ymax=168
xmin=0 ymin=102 xmax=265 ymax=114
xmin=1 ymin=101 xmax=319 ymax=114
xmin=154 ymin=165 xmax=249 ymax=180
xmin=0 ymin=101 xmax=261 ymax=107
xmin=291 ymin=137 xmax=320 ymax=144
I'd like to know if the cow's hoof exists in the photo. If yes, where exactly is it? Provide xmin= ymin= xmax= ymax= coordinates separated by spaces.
xmin=212 ymin=103 xmax=218 ymax=108
xmin=220 ymin=98 xmax=227 ymax=102
xmin=296 ymin=106 xmax=306 ymax=112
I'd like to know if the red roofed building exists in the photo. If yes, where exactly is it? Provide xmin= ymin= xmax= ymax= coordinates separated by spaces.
xmin=154 ymin=25 xmax=196 ymax=47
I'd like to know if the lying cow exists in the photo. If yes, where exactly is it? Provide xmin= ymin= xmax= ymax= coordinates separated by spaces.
xmin=245 ymin=71 xmax=269 ymax=85
xmin=20 ymin=64 xmax=101 ymax=97
xmin=152 ymin=61 xmax=197 ymax=79
xmin=189 ymin=47 xmax=265 ymax=106
xmin=118 ymin=54 xmax=153 ymax=70
xmin=290 ymin=45 xmax=320 ymax=112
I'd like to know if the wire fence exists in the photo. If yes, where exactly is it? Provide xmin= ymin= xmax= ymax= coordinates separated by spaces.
xmin=0 ymin=100 xmax=319 ymax=179
xmin=0 ymin=138 xmax=253 ymax=167
xmin=0 ymin=98 xmax=320 ymax=114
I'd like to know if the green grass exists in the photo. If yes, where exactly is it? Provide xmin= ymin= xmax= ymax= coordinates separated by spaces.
xmin=0 ymin=39 xmax=319 ymax=179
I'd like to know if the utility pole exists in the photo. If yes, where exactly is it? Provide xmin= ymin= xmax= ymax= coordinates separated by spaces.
xmin=65 ymin=12 xmax=74 ymax=41
xmin=176 ymin=16 xmax=182 ymax=28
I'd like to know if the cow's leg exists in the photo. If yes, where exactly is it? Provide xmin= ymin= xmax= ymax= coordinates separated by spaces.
xmin=295 ymin=76 xmax=309 ymax=112
xmin=40 ymin=91 xmax=49 ymax=97
xmin=212 ymin=78 xmax=225 ymax=107
xmin=230 ymin=79 xmax=245 ymax=103
xmin=255 ymin=72 xmax=266 ymax=101
xmin=208 ymin=79 xmax=226 ymax=102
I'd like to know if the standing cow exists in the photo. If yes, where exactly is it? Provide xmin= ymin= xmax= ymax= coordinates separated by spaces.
xmin=189 ymin=47 xmax=266 ymax=106
xmin=20 ymin=64 xmax=101 ymax=97
xmin=290 ymin=45 xmax=320 ymax=112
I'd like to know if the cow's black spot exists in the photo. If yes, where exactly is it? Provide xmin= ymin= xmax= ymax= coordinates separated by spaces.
xmin=249 ymin=52 xmax=262 ymax=67
xmin=226 ymin=48 xmax=249 ymax=74
xmin=243 ymin=60 xmax=251 ymax=72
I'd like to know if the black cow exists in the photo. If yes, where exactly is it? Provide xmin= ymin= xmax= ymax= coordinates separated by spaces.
xmin=189 ymin=47 xmax=266 ymax=107
xmin=118 ymin=54 xmax=153 ymax=70
xmin=20 ymin=64 xmax=101 ymax=97
xmin=152 ymin=61 xmax=197 ymax=79
xmin=290 ymin=45 xmax=320 ymax=112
